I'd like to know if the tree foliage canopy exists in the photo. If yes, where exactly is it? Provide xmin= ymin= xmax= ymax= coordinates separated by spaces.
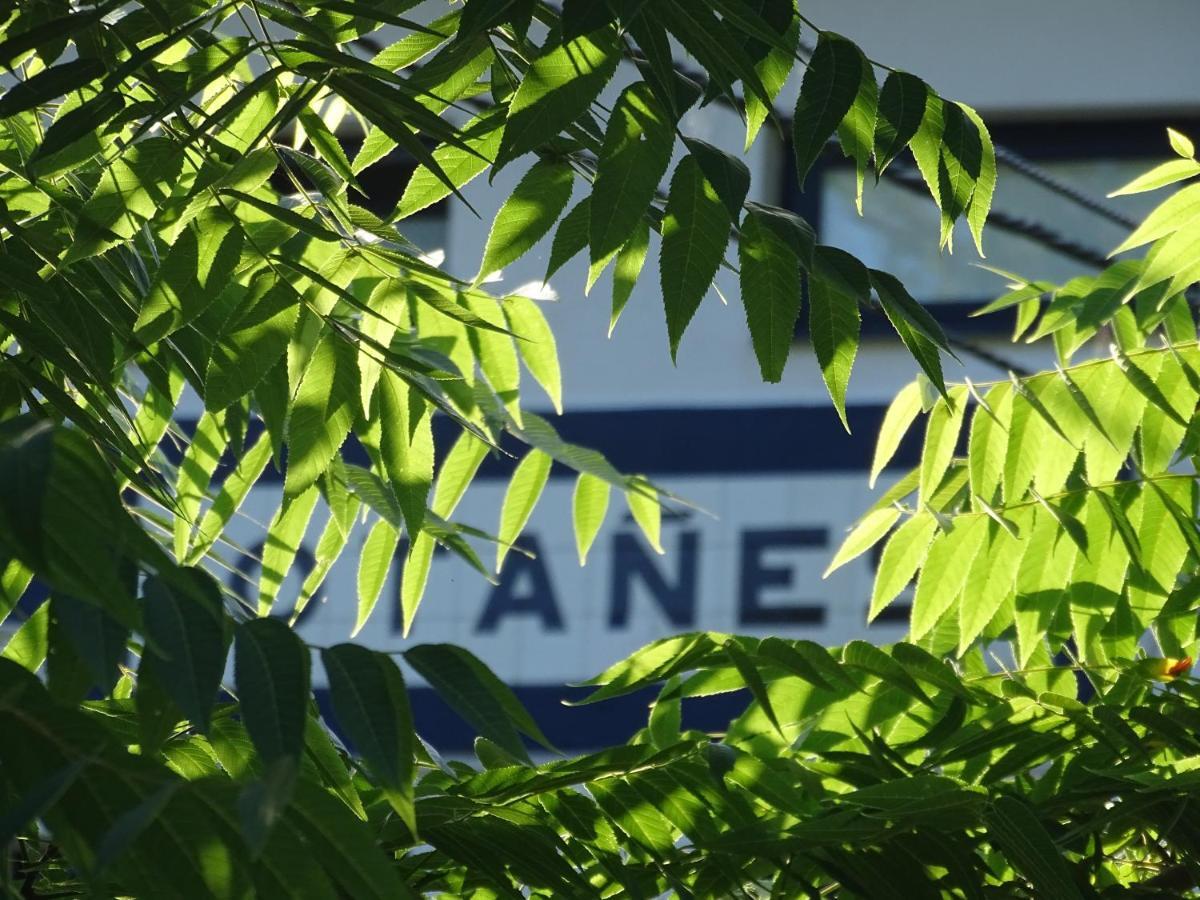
xmin=2 ymin=0 xmax=1200 ymax=897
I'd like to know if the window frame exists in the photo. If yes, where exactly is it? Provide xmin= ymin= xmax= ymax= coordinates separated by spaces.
xmin=785 ymin=114 xmax=1200 ymax=338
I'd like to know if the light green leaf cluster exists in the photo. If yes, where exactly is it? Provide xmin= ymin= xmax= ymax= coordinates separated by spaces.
xmin=841 ymin=323 xmax=1200 ymax=671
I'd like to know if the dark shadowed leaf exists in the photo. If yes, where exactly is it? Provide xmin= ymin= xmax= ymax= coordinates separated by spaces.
xmin=404 ymin=643 xmax=555 ymax=762
xmin=322 ymin=644 xmax=416 ymax=832
xmin=660 ymin=155 xmax=732 ymax=360
xmin=792 ymin=32 xmax=866 ymax=189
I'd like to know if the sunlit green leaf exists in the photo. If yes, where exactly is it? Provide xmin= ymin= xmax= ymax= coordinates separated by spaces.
xmin=661 ymin=154 xmax=731 ymax=360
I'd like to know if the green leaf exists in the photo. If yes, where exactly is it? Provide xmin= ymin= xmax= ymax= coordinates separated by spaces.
xmin=874 ymin=71 xmax=928 ymax=175
xmin=591 ymin=82 xmax=673 ymax=264
xmin=205 ymin=276 xmax=301 ymax=412
xmin=660 ymin=154 xmax=732 ymax=360
xmin=234 ymin=616 xmax=310 ymax=768
xmin=433 ymin=431 xmax=491 ymax=520
xmin=572 ymin=473 xmax=610 ymax=565
xmin=835 ymin=48 xmax=878 ymax=213
xmin=871 ymin=269 xmax=947 ymax=394
xmin=754 ymin=203 xmax=818 ymax=270
xmin=1075 ymin=359 xmax=1145 ymax=484
xmin=0 ymin=757 xmax=86 ymax=849
xmin=357 ymin=279 xmax=409 ymax=416
xmin=187 ymin=432 xmax=273 ymax=564
xmin=378 ymin=371 xmax=434 ymax=536
xmin=683 ymin=137 xmax=752 ymax=220
xmin=1003 ymin=380 xmax=1072 ymax=503
xmin=649 ymin=677 xmax=683 ymax=748
xmin=403 ymin=643 xmax=554 ymax=761
xmin=462 ymin=291 xmax=521 ymax=423
xmin=743 ymin=11 xmax=799 ymax=150
xmin=139 ymin=570 xmax=227 ymax=735
xmin=738 ymin=207 xmax=802 ymax=383
xmin=1108 ymin=158 xmax=1200 ymax=197
xmin=259 ymin=486 xmax=320 ymax=616
xmin=909 ymin=90 xmax=945 ymax=212
xmin=496 ymin=29 xmax=620 ymax=168
xmin=544 ymin=197 xmax=590 ymax=284
xmin=792 ymin=32 xmax=865 ymax=189
xmin=984 ymin=796 xmax=1084 ymax=900
xmin=589 ymin=778 xmax=677 ymax=855
xmin=0 ymin=421 xmax=146 ymax=618
xmin=721 ymin=752 xmax=811 ymax=819
xmin=935 ymin=101 xmax=983 ymax=248
xmin=497 ymin=449 xmax=552 ymax=571
xmin=870 ymin=381 xmax=923 ymax=488
xmin=1134 ymin=216 xmax=1200 ymax=295
xmin=724 ymin=639 xmax=783 ymax=736
xmin=959 ymin=518 xmax=1026 ymax=653
xmin=321 ymin=644 xmax=415 ymax=833
xmin=399 ymin=534 xmax=436 ymax=639
xmin=869 ymin=513 xmax=937 ymax=621
xmin=808 ymin=271 xmax=861 ymax=428
xmin=890 ymin=644 xmax=973 ymax=701
xmin=911 ymin=516 xmax=989 ymax=641
xmin=292 ymin=501 xmax=360 ymax=624
xmin=478 ymin=159 xmax=574 ymax=281
xmin=576 ymin=633 xmax=724 ymax=700
xmin=967 ymin=384 xmax=1012 ymax=507
xmin=1169 ymin=127 xmax=1195 ymax=159
xmin=1111 ymin=183 xmax=1200 ymax=255
xmin=0 ymin=559 xmax=32 ymax=632
xmin=919 ymin=386 xmax=969 ymax=506
xmin=1 ymin=601 xmax=48 ymax=671
xmin=94 ymin=782 xmax=182 ymax=876
xmin=842 ymin=639 xmax=931 ymax=705
xmin=392 ymin=109 xmax=503 ymax=217
xmin=31 ymin=90 xmax=124 ymax=173
xmin=504 ymin=295 xmax=562 ymax=414
xmin=52 ymin=592 xmax=128 ymax=696
xmin=626 ymin=477 xmax=663 ymax=554
xmin=172 ymin=409 xmax=230 ymax=561
xmin=0 ymin=58 xmax=104 ymax=118
xmin=285 ymin=331 xmax=359 ymax=497
xmin=355 ymin=519 xmax=399 ymax=636
xmin=1127 ymin=479 xmax=1190 ymax=622
xmin=757 ymin=637 xmax=854 ymax=693
xmin=962 ymin=104 xmax=996 ymax=256
xmin=288 ymin=782 xmax=415 ymax=900
xmin=1140 ymin=352 xmax=1197 ymax=473
xmin=825 ymin=506 xmax=902 ymax=577
xmin=67 ymin=136 xmax=182 ymax=261
xmin=610 ymin=219 xmax=650 ymax=336
xmin=654 ymin=0 xmax=777 ymax=116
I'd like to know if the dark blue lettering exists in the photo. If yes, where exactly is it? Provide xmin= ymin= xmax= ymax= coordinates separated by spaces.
xmin=476 ymin=536 xmax=563 ymax=632
xmin=739 ymin=528 xmax=826 ymax=625
xmin=609 ymin=531 xmax=698 ymax=627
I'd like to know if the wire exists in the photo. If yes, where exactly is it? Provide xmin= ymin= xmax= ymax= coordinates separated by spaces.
xmin=882 ymin=163 xmax=1113 ymax=270
xmin=993 ymin=145 xmax=1140 ymax=231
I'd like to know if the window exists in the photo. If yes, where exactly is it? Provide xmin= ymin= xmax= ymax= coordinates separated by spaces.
xmin=789 ymin=116 xmax=1200 ymax=337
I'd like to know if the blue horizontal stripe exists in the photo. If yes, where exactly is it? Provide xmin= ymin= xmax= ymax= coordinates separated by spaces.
xmin=316 ymin=685 xmax=752 ymax=754
xmin=182 ymin=403 xmax=919 ymax=483
xmin=796 ymin=300 xmax=1010 ymax=338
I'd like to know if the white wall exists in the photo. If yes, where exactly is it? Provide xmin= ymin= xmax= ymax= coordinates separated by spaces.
xmin=797 ymin=1 xmax=1200 ymax=119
